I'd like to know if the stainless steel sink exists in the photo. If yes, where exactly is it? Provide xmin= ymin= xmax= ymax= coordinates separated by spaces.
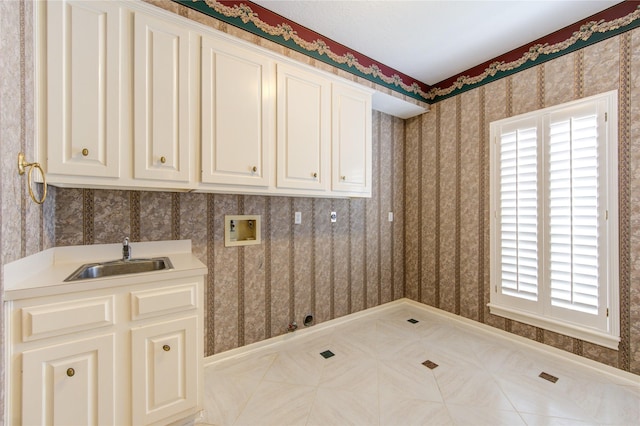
xmin=64 ymin=257 xmax=174 ymax=282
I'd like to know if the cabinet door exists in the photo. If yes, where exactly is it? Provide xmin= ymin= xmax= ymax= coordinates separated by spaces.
xmin=133 ymin=12 xmax=196 ymax=183
xmin=131 ymin=316 xmax=198 ymax=425
xmin=44 ymin=0 xmax=123 ymax=178
xmin=21 ymin=334 xmax=115 ymax=426
xmin=332 ymin=84 xmax=373 ymax=195
xmin=276 ymin=64 xmax=329 ymax=191
xmin=201 ymin=36 xmax=273 ymax=187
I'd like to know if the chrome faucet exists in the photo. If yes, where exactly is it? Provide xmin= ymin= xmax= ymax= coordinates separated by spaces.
xmin=122 ymin=237 xmax=132 ymax=260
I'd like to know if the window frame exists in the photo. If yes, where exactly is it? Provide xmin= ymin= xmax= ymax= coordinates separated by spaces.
xmin=488 ymin=90 xmax=619 ymax=350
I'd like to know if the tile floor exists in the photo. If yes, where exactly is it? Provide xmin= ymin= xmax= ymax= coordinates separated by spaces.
xmin=199 ymin=301 xmax=640 ymax=425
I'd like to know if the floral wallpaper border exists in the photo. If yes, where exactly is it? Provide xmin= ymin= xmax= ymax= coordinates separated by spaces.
xmin=175 ymin=1 xmax=640 ymax=104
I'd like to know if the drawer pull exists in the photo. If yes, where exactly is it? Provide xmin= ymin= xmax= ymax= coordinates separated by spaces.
xmin=252 ymin=166 xmax=258 ymax=173
xmin=160 ymin=156 xmax=166 ymax=164
xmin=313 ymin=172 xmax=318 ymax=178
xmin=163 ymin=344 xmax=171 ymax=352
xmin=82 ymin=148 xmax=89 ymax=157
xmin=66 ymin=368 xmax=75 ymax=377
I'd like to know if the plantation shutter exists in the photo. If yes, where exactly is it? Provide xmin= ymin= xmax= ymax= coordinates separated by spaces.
xmin=489 ymin=90 xmax=618 ymax=348
xmin=548 ymin=111 xmax=600 ymax=315
xmin=498 ymin=124 xmax=538 ymax=301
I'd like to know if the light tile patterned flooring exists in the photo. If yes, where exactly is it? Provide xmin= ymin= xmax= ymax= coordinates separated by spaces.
xmin=199 ymin=301 xmax=640 ymax=425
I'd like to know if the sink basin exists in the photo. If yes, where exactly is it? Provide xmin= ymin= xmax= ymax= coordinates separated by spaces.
xmin=64 ymin=257 xmax=174 ymax=282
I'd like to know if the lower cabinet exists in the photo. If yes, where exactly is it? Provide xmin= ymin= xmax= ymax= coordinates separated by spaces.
xmin=7 ymin=276 xmax=204 ymax=426
xmin=22 ymin=334 xmax=115 ymax=426
xmin=131 ymin=316 xmax=198 ymax=425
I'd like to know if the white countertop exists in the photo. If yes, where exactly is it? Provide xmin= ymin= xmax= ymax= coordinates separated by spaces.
xmin=3 ymin=240 xmax=207 ymax=300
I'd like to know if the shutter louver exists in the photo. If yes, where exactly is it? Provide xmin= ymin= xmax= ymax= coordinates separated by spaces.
xmin=499 ymin=127 xmax=538 ymax=301
xmin=548 ymin=114 xmax=599 ymax=315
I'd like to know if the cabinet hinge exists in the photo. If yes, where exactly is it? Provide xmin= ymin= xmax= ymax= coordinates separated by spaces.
xmin=605 ymin=112 xmax=608 ymax=122
xmin=494 ymin=285 xmax=497 ymax=292
xmin=606 ymin=308 xmax=609 ymax=317
xmin=606 ymin=210 xmax=609 ymax=220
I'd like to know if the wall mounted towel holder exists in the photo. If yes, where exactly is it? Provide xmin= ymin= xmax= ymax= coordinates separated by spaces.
xmin=18 ymin=152 xmax=47 ymax=205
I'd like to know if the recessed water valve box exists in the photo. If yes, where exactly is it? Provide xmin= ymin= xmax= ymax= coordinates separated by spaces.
xmin=225 ymin=215 xmax=261 ymax=247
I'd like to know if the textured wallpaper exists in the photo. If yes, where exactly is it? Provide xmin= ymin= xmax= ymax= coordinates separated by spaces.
xmin=1 ymin=0 xmax=55 ymax=419
xmin=52 ymin=22 xmax=640 ymax=373
xmin=403 ymin=28 xmax=640 ymax=374
xmin=54 ymin=110 xmax=406 ymax=356
xmin=3 ymin=17 xmax=640 ymax=426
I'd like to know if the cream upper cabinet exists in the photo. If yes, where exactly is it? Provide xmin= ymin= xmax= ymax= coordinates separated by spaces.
xmin=37 ymin=0 xmax=373 ymax=197
xmin=133 ymin=11 xmax=197 ymax=184
xmin=276 ymin=64 xmax=330 ymax=192
xmin=332 ymin=83 xmax=373 ymax=196
xmin=42 ymin=0 xmax=124 ymax=178
xmin=200 ymin=36 xmax=274 ymax=187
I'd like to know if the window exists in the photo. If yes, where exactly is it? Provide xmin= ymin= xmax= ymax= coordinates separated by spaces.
xmin=489 ymin=91 xmax=619 ymax=349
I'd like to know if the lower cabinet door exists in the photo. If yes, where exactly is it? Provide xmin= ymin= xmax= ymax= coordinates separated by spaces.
xmin=131 ymin=316 xmax=198 ymax=425
xmin=21 ymin=334 xmax=115 ymax=426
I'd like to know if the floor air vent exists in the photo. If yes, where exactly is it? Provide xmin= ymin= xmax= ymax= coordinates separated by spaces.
xmin=407 ymin=318 xmax=419 ymax=324
xmin=422 ymin=360 xmax=438 ymax=370
xmin=539 ymin=372 xmax=558 ymax=383
xmin=320 ymin=350 xmax=335 ymax=359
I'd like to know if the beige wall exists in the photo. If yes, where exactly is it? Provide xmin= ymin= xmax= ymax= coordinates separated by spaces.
xmin=2 ymin=4 xmax=639 ymax=421
xmin=404 ymin=28 xmax=640 ymax=374
xmin=52 ymin=110 xmax=406 ymax=355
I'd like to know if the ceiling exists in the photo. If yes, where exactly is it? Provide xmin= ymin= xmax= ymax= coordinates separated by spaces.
xmin=251 ymin=0 xmax=623 ymax=86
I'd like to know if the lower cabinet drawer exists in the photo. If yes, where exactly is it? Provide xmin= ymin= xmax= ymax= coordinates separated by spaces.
xmin=21 ymin=296 xmax=114 ymax=342
xmin=130 ymin=283 xmax=197 ymax=321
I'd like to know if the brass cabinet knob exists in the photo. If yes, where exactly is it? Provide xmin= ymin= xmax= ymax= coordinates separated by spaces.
xmin=160 ymin=156 xmax=166 ymax=164
xmin=252 ymin=166 xmax=258 ymax=173
xmin=81 ymin=148 xmax=89 ymax=157
xmin=341 ymin=176 xmax=346 ymax=181
xmin=313 ymin=172 xmax=318 ymax=178
xmin=66 ymin=368 xmax=75 ymax=377
xmin=163 ymin=344 xmax=171 ymax=352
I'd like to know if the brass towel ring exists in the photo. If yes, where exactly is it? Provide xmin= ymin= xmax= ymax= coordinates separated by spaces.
xmin=18 ymin=152 xmax=47 ymax=205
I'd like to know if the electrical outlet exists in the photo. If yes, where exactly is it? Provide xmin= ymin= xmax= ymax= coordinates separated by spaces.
xmin=388 ymin=212 xmax=394 ymax=222
xmin=294 ymin=211 xmax=302 ymax=224
xmin=330 ymin=212 xmax=337 ymax=223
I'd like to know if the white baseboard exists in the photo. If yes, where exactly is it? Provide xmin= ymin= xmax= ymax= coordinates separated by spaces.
xmin=204 ymin=298 xmax=639 ymax=385
xmin=402 ymin=299 xmax=639 ymax=385
xmin=204 ymin=299 xmax=400 ymax=366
